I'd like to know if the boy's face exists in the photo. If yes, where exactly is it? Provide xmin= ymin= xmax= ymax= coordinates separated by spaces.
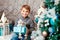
xmin=21 ymin=8 xmax=30 ymax=18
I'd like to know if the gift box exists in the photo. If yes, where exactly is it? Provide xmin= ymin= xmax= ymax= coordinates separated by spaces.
xmin=0 ymin=27 xmax=3 ymax=36
xmin=13 ymin=26 xmax=26 ymax=34
xmin=0 ymin=23 xmax=9 ymax=36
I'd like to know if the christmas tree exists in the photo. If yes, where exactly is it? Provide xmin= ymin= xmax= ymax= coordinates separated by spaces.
xmin=34 ymin=0 xmax=60 ymax=40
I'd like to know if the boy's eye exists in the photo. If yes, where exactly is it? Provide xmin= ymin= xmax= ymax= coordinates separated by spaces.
xmin=26 ymin=11 xmax=28 ymax=12
xmin=23 ymin=10 xmax=28 ymax=12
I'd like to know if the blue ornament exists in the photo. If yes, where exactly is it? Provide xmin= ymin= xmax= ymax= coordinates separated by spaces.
xmin=48 ymin=27 xmax=54 ymax=35
xmin=50 ymin=18 xmax=55 ymax=26
xmin=35 ymin=17 xmax=39 ymax=23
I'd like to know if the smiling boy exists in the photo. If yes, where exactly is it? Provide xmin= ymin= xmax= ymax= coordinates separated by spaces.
xmin=11 ymin=5 xmax=34 ymax=40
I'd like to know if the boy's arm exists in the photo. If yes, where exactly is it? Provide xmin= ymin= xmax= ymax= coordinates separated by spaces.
xmin=25 ymin=19 xmax=36 ymax=36
xmin=30 ymin=19 xmax=36 ymax=31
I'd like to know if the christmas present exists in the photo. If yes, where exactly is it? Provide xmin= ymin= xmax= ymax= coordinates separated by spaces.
xmin=0 ymin=27 xmax=3 ymax=36
xmin=13 ymin=26 xmax=26 ymax=34
xmin=0 ymin=23 xmax=9 ymax=36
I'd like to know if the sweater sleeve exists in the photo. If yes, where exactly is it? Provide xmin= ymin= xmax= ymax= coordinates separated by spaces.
xmin=28 ymin=19 xmax=35 ymax=31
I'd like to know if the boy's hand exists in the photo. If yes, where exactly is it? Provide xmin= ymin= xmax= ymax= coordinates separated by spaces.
xmin=25 ymin=34 xmax=28 ymax=40
xmin=19 ymin=34 xmax=22 ymax=38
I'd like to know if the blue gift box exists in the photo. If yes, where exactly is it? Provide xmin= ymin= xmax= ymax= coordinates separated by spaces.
xmin=0 ymin=27 xmax=3 ymax=36
xmin=13 ymin=26 xmax=26 ymax=34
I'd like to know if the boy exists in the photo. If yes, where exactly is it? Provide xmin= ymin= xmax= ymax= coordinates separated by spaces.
xmin=11 ymin=5 xmax=34 ymax=40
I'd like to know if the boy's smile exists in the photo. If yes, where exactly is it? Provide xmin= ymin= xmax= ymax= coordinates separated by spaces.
xmin=21 ymin=8 xmax=30 ymax=18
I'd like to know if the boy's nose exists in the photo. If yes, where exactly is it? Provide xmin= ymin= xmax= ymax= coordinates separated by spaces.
xmin=24 ymin=12 xmax=27 ymax=14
